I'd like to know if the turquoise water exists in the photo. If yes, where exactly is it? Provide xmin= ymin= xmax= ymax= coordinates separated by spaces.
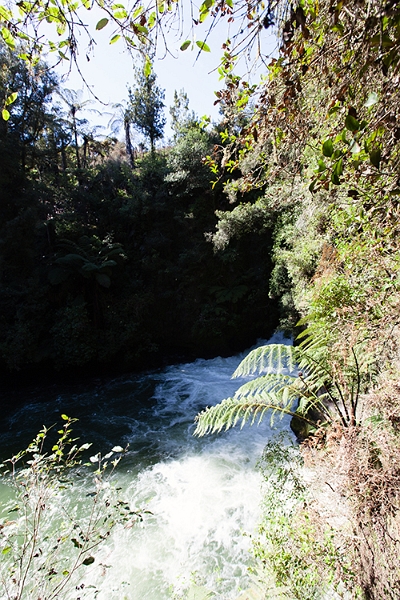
xmin=0 ymin=333 xmax=292 ymax=599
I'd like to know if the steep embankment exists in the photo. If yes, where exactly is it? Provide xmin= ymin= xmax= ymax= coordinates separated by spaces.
xmin=201 ymin=1 xmax=400 ymax=596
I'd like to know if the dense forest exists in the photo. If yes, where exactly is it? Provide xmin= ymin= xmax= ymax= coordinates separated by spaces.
xmin=1 ymin=0 xmax=400 ymax=597
xmin=0 ymin=49 xmax=279 ymax=380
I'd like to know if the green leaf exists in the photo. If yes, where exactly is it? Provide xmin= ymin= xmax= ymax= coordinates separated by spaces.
xmin=143 ymin=55 xmax=152 ymax=77
xmin=331 ymin=173 xmax=340 ymax=185
xmin=345 ymin=114 xmax=360 ymax=132
xmin=134 ymin=24 xmax=148 ymax=34
xmin=2 ymin=27 xmax=15 ymax=50
xmin=96 ymin=18 xmax=109 ymax=30
xmin=5 ymin=92 xmax=18 ymax=106
xmin=180 ymin=40 xmax=191 ymax=51
xmin=317 ymin=159 xmax=326 ymax=172
xmin=328 ymin=104 xmax=340 ymax=116
xmin=196 ymin=40 xmax=211 ymax=52
xmin=2 ymin=547 xmax=11 ymax=555
xmin=2 ymin=109 xmax=10 ymax=121
xmin=148 ymin=11 xmax=156 ymax=28
xmin=364 ymin=91 xmax=379 ymax=107
xmin=82 ymin=556 xmax=95 ymax=566
xmin=110 ymin=34 xmax=121 ymax=44
xmin=322 ymin=139 xmax=334 ymax=157
xmin=0 ymin=5 xmax=12 ymax=20
xmin=334 ymin=157 xmax=343 ymax=176
xmin=199 ymin=9 xmax=210 ymax=22
xmin=370 ymin=148 xmax=381 ymax=169
xmin=331 ymin=157 xmax=343 ymax=185
xmin=124 ymin=35 xmax=136 ymax=47
xmin=61 ymin=414 xmax=69 ymax=420
xmin=8 ymin=506 xmax=20 ymax=513
xmin=112 ymin=445 xmax=124 ymax=452
xmin=332 ymin=149 xmax=342 ymax=160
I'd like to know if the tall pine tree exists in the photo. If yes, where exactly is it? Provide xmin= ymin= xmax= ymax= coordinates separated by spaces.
xmin=128 ymin=60 xmax=165 ymax=153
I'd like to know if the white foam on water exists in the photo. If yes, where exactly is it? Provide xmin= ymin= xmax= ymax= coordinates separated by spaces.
xmin=80 ymin=333 xmax=293 ymax=599
xmin=0 ymin=332 xmax=294 ymax=599
xmin=84 ymin=445 xmax=266 ymax=599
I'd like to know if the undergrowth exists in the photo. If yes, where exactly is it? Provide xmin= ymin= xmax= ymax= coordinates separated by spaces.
xmin=250 ymin=372 xmax=400 ymax=600
xmin=252 ymin=434 xmax=357 ymax=600
xmin=302 ymin=377 xmax=400 ymax=599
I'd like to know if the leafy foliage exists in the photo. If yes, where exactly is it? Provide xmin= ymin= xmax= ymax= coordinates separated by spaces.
xmin=169 ymin=89 xmax=197 ymax=138
xmin=252 ymin=435 xmax=355 ymax=599
xmin=0 ymin=417 xmax=137 ymax=600
xmin=195 ymin=332 xmax=375 ymax=436
xmin=0 ymin=45 xmax=281 ymax=375
xmin=128 ymin=61 xmax=166 ymax=152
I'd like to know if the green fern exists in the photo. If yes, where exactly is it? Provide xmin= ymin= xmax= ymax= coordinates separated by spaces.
xmin=194 ymin=334 xmax=375 ymax=437
xmin=232 ymin=343 xmax=297 ymax=378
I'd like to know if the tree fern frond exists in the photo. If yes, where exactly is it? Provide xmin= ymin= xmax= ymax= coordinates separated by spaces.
xmin=297 ymin=351 xmax=334 ymax=390
xmin=232 ymin=373 xmax=298 ymax=399
xmin=242 ymin=404 xmax=257 ymax=429
xmin=296 ymin=393 xmax=331 ymax=422
xmin=194 ymin=327 xmax=375 ymax=436
xmin=271 ymin=405 xmax=287 ymax=427
xmin=194 ymin=386 xmax=316 ymax=437
xmin=258 ymin=405 xmax=270 ymax=425
xmin=353 ymin=344 xmax=376 ymax=375
xmin=297 ymin=326 xmax=325 ymax=343
xmin=297 ymin=329 xmax=330 ymax=361
xmin=298 ymin=362 xmax=332 ymax=391
xmin=233 ymin=344 xmax=297 ymax=379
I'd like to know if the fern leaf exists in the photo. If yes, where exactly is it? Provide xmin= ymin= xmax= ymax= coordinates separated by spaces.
xmin=233 ymin=344 xmax=297 ymax=379
xmin=258 ymin=406 xmax=270 ymax=425
xmin=232 ymin=373 xmax=298 ymax=399
xmin=193 ymin=382 xmax=315 ymax=437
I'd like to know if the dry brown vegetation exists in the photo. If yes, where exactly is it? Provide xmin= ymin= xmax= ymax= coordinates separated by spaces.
xmin=302 ymin=376 xmax=400 ymax=599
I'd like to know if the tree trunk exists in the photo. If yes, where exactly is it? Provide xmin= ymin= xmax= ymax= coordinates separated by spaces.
xmin=124 ymin=118 xmax=135 ymax=168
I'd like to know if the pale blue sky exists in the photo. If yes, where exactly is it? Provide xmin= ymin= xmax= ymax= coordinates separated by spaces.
xmin=52 ymin=6 xmax=276 ymax=142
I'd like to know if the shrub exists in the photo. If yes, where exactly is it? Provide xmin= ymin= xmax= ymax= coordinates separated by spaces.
xmin=0 ymin=416 xmax=138 ymax=600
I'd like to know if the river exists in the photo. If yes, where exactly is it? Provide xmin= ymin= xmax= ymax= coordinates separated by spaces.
xmin=0 ymin=332 xmax=293 ymax=599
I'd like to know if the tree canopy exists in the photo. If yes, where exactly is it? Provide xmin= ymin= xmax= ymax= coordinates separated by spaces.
xmin=128 ymin=62 xmax=165 ymax=152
